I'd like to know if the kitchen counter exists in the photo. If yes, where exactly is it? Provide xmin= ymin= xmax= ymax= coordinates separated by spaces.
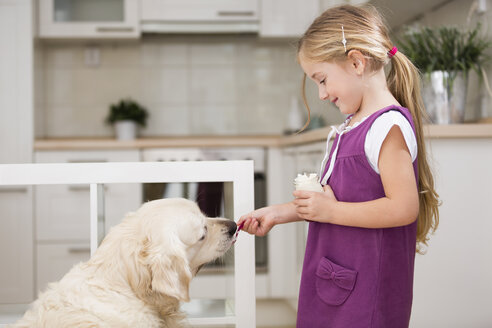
xmin=34 ymin=124 xmax=492 ymax=150
xmin=34 ymin=135 xmax=282 ymax=150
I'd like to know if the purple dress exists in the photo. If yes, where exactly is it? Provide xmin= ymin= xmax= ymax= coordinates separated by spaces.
xmin=297 ymin=106 xmax=418 ymax=328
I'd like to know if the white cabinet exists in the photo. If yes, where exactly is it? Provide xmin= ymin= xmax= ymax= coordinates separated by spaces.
xmin=141 ymin=0 xmax=258 ymax=21
xmin=292 ymin=142 xmax=326 ymax=175
xmin=39 ymin=0 xmax=140 ymax=39
xmin=0 ymin=0 xmax=34 ymax=304
xmin=0 ymin=187 xmax=34 ymax=303
xmin=36 ymin=243 xmax=91 ymax=295
xmin=35 ymin=150 xmax=143 ymax=241
xmin=260 ymin=0 xmax=320 ymax=37
xmin=140 ymin=0 xmax=259 ymax=33
xmin=266 ymin=142 xmax=326 ymax=300
xmin=0 ymin=0 xmax=33 ymax=165
xmin=34 ymin=150 xmax=142 ymax=294
xmin=410 ymin=138 xmax=492 ymax=327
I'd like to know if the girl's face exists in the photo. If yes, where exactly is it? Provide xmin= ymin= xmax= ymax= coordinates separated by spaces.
xmin=299 ymin=56 xmax=364 ymax=116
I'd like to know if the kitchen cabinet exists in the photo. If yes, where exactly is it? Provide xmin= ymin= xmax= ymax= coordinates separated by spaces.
xmin=0 ymin=187 xmax=34 ymax=304
xmin=38 ymin=0 xmax=140 ymax=39
xmin=35 ymin=150 xmax=142 ymax=241
xmin=34 ymin=150 xmax=142 ymax=294
xmin=0 ymin=0 xmax=34 ymax=304
xmin=260 ymin=0 xmax=320 ymax=37
xmin=36 ymin=243 xmax=91 ymax=296
xmin=266 ymin=142 xmax=326 ymax=301
xmin=410 ymin=138 xmax=492 ymax=327
xmin=140 ymin=0 xmax=259 ymax=33
xmin=141 ymin=0 xmax=258 ymax=21
xmin=259 ymin=0 xmax=375 ymax=38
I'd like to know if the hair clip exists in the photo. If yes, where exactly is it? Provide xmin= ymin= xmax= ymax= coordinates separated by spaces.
xmin=341 ymin=25 xmax=347 ymax=52
xmin=388 ymin=46 xmax=398 ymax=58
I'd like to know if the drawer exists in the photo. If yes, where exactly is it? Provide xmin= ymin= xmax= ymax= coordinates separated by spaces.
xmin=142 ymin=147 xmax=266 ymax=172
xmin=35 ymin=183 xmax=141 ymax=241
xmin=36 ymin=242 xmax=91 ymax=295
xmin=34 ymin=150 xmax=141 ymax=163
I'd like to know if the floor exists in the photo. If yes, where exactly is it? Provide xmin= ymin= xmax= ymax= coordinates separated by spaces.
xmin=0 ymin=314 xmax=295 ymax=328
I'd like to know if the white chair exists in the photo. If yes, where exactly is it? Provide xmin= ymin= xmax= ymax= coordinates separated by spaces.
xmin=0 ymin=161 xmax=256 ymax=327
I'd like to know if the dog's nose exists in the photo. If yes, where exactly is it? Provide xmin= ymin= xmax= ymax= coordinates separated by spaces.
xmin=225 ymin=220 xmax=237 ymax=237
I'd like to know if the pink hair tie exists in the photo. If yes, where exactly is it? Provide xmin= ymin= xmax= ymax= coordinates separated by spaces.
xmin=388 ymin=46 xmax=398 ymax=58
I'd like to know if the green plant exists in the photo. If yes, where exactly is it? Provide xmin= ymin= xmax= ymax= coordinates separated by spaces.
xmin=398 ymin=24 xmax=491 ymax=78
xmin=106 ymin=98 xmax=148 ymax=127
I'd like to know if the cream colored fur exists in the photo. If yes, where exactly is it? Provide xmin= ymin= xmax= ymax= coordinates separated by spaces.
xmin=11 ymin=198 xmax=237 ymax=328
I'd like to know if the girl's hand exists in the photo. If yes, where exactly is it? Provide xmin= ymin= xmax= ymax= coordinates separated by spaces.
xmin=237 ymin=206 xmax=279 ymax=237
xmin=292 ymin=185 xmax=338 ymax=222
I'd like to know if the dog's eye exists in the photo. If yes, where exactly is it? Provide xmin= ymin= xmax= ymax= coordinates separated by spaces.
xmin=199 ymin=226 xmax=207 ymax=241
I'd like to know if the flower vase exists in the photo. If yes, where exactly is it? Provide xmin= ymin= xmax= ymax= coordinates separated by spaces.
xmin=114 ymin=120 xmax=137 ymax=140
xmin=422 ymin=71 xmax=468 ymax=124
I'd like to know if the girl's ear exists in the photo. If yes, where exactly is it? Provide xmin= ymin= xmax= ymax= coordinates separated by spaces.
xmin=347 ymin=50 xmax=366 ymax=76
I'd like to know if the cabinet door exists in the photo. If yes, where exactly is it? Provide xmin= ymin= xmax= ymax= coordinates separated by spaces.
xmin=141 ymin=0 xmax=259 ymax=21
xmin=0 ymin=0 xmax=34 ymax=304
xmin=0 ymin=0 xmax=33 ymax=164
xmin=36 ymin=243 xmax=91 ymax=296
xmin=34 ymin=150 xmax=142 ymax=242
xmin=411 ymin=139 xmax=492 ymax=327
xmin=39 ymin=0 xmax=140 ymax=39
xmin=0 ymin=188 xmax=34 ymax=303
xmin=260 ymin=0 xmax=320 ymax=37
xmin=264 ymin=143 xmax=327 ymax=299
xmin=295 ymin=142 xmax=326 ymax=175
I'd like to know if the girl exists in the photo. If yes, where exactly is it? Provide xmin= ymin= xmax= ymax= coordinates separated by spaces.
xmin=238 ymin=4 xmax=440 ymax=328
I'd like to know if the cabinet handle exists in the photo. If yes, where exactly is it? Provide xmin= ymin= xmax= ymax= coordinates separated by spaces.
xmin=68 ymin=185 xmax=90 ymax=192
xmin=217 ymin=11 xmax=255 ymax=17
xmin=68 ymin=159 xmax=107 ymax=163
xmin=68 ymin=185 xmax=108 ymax=192
xmin=96 ymin=26 xmax=134 ymax=33
xmin=68 ymin=247 xmax=91 ymax=254
xmin=0 ymin=186 xmax=28 ymax=193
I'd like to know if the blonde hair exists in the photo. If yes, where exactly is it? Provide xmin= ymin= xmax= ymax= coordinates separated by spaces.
xmin=298 ymin=4 xmax=440 ymax=253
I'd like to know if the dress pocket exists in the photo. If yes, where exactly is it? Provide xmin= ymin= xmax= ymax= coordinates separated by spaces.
xmin=315 ymin=257 xmax=358 ymax=306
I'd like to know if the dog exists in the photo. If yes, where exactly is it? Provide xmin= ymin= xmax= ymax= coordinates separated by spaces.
xmin=11 ymin=198 xmax=237 ymax=328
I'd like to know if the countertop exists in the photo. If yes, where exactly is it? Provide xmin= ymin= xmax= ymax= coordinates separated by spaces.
xmin=34 ymin=124 xmax=492 ymax=150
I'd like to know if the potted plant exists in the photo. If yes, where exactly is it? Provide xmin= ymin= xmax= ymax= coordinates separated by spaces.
xmin=106 ymin=98 xmax=148 ymax=140
xmin=399 ymin=24 xmax=491 ymax=124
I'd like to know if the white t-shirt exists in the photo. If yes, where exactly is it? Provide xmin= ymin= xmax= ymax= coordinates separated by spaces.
xmin=319 ymin=110 xmax=417 ymax=184
xmin=365 ymin=111 xmax=418 ymax=173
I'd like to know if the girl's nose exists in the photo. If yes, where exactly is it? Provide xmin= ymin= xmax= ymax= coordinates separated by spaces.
xmin=319 ymin=88 xmax=329 ymax=101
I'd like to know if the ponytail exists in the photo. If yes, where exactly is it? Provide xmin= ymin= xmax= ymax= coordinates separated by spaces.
xmin=387 ymin=51 xmax=440 ymax=253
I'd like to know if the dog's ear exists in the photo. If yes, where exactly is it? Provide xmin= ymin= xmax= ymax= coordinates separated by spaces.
xmin=147 ymin=238 xmax=192 ymax=302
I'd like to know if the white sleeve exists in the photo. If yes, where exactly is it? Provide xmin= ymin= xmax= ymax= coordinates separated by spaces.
xmin=364 ymin=111 xmax=418 ymax=174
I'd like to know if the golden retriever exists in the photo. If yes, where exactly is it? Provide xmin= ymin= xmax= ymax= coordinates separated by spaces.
xmin=11 ymin=198 xmax=237 ymax=328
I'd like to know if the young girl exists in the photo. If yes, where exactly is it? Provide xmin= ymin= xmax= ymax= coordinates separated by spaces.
xmin=238 ymin=4 xmax=440 ymax=328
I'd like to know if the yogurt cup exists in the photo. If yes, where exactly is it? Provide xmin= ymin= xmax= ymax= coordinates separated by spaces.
xmin=294 ymin=173 xmax=324 ymax=192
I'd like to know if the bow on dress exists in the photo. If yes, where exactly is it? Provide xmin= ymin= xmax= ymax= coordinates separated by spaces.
xmin=315 ymin=258 xmax=357 ymax=291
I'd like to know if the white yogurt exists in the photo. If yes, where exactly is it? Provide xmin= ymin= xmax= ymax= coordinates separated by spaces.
xmin=294 ymin=173 xmax=324 ymax=192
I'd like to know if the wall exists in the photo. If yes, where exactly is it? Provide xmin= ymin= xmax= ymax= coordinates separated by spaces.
xmin=35 ymin=35 xmax=344 ymax=138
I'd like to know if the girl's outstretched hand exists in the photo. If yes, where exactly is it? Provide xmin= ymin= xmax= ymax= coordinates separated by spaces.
xmin=237 ymin=206 xmax=278 ymax=237
xmin=293 ymin=185 xmax=337 ymax=222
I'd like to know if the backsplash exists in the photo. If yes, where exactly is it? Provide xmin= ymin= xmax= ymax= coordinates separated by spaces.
xmin=35 ymin=35 xmax=342 ymax=138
